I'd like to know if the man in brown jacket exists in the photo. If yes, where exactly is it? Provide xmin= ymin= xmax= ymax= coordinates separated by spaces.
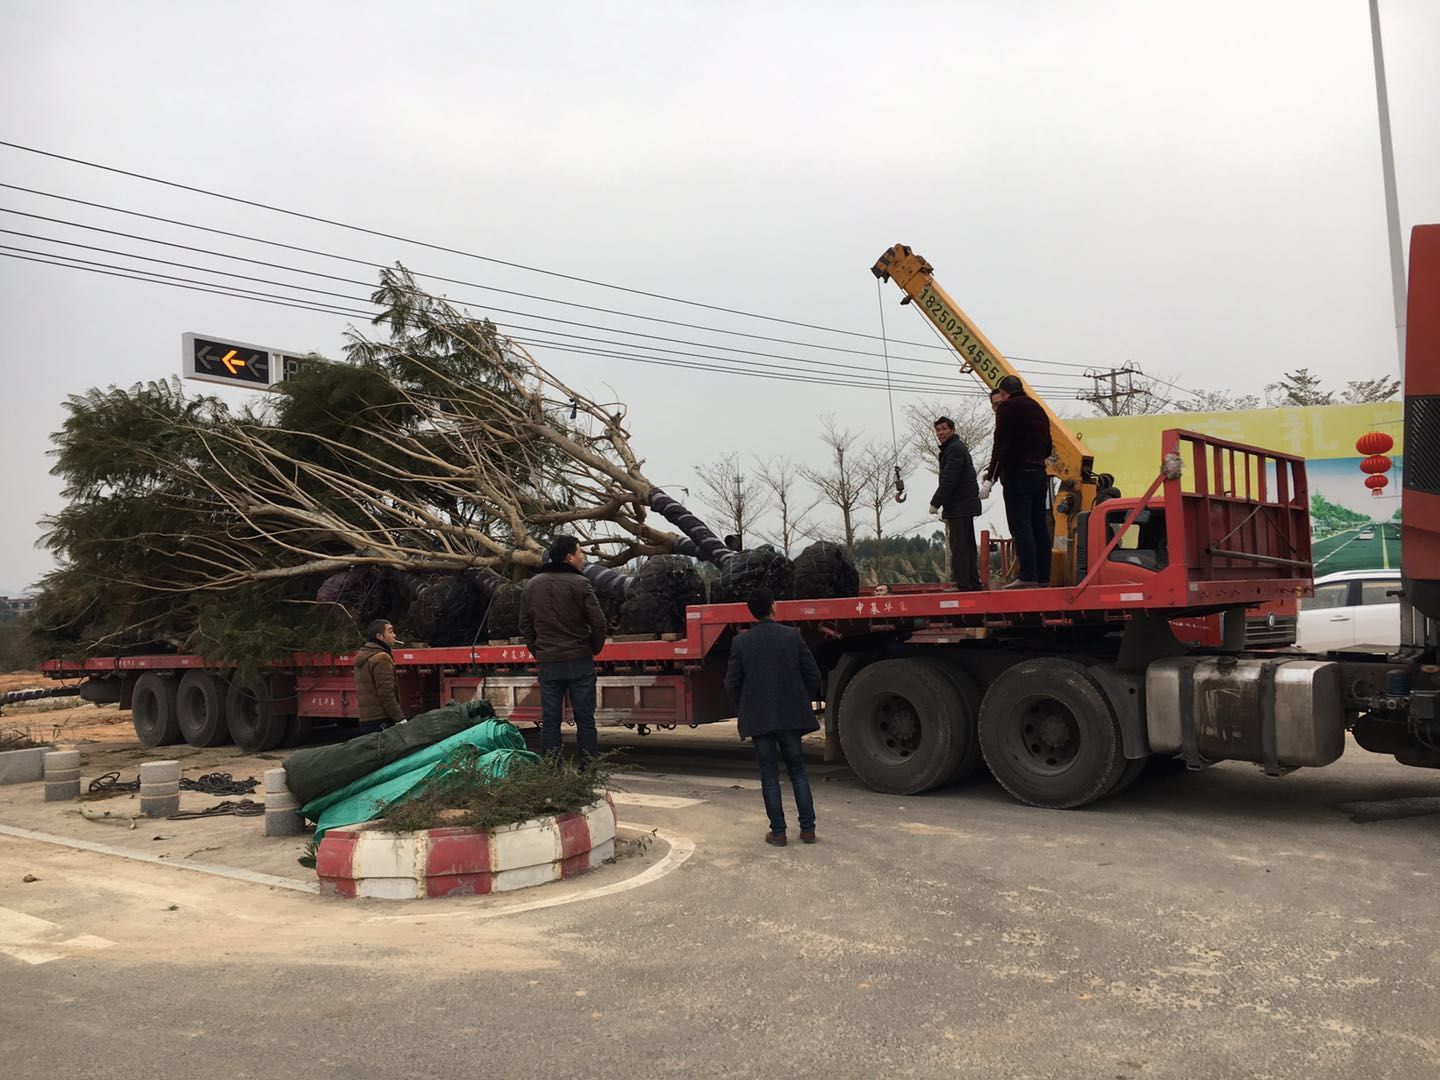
xmin=354 ymin=619 xmax=406 ymax=728
xmin=520 ymin=535 xmax=608 ymax=768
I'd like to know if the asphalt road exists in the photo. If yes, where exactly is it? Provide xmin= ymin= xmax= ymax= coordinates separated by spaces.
xmin=2 ymin=734 xmax=1438 ymax=1079
xmin=1313 ymin=521 xmax=1401 ymax=573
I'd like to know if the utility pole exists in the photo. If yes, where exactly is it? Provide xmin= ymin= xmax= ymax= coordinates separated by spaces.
xmin=1370 ymin=0 xmax=1407 ymax=374
xmin=733 ymin=471 xmax=744 ymax=548
xmin=1079 ymin=367 xmax=1147 ymax=416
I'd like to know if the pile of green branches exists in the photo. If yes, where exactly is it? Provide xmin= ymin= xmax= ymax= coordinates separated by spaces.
xmin=380 ymin=748 xmax=614 ymax=833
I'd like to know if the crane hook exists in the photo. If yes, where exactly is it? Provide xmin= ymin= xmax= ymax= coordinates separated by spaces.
xmin=892 ymin=464 xmax=907 ymax=503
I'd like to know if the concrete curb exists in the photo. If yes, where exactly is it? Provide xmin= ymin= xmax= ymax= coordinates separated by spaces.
xmin=316 ymin=793 xmax=617 ymax=900
xmin=0 ymin=745 xmax=54 ymax=785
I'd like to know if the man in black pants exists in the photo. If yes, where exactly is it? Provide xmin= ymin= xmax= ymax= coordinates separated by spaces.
xmin=928 ymin=416 xmax=982 ymax=591
xmin=724 ymin=588 xmax=822 ymax=846
xmin=519 ymin=535 xmax=608 ymax=768
xmin=985 ymin=375 xmax=1054 ymax=588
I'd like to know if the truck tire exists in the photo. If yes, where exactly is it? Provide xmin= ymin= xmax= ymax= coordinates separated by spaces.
xmin=226 ymin=675 xmax=291 ymax=752
xmin=915 ymin=659 xmax=984 ymax=784
xmin=176 ymin=671 xmax=231 ymax=747
xmin=131 ymin=672 xmax=183 ymax=748
xmin=979 ymin=658 xmax=1126 ymax=808
xmin=838 ymin=658 xmax=967 ymax=794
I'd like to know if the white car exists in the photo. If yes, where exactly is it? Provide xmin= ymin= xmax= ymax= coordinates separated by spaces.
xmin=1357 ymin=528 xmax=1376 ymax=540
xmin=1296 ymin=569 xmax=1400 ymax=652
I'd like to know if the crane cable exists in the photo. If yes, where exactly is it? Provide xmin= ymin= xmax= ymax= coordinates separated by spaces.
xmin=875 ymin=280 xmax=908 ymax=502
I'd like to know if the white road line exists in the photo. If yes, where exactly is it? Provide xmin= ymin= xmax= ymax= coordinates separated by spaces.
xmin=0 ymin=825 xmax=319 ymax=894
xmin=609 ymin=792 xmax=705 ymax=809
xmin=0 ymin=904 xmax=114 ymax=966
xmin=365 ymin=822 xmax=696 ymax=922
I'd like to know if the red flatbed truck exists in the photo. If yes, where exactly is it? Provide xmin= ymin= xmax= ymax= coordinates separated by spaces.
xmin=38 ymin=226 xmax=1440 ymax=808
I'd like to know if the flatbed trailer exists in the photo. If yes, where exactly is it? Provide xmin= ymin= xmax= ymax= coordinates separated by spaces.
xmin=52 ymin=426 xmax=1392 ymax=809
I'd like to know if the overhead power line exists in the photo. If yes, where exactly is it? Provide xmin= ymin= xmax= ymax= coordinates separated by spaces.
xmin=10 ymin=249 xmax=1080 ymax=397
xmin=0 ymin=155 xmax=1098 ymax=373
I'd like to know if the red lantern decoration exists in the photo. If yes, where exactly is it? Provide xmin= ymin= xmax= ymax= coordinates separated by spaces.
xmin=1360 ymin=454 xmax=1393 ymax=475
xmin=1365 ymin=474 xmax=1389 ymax=494
xmin=1356 ymin=431 xmax=1394 ymax=455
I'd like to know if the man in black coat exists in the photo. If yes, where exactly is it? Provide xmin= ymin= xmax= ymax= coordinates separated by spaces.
xmin=520 ymin=535 xmax=608 ymax=768
xmin=985 ymin=375 xmax=1054 ymax=588
xmin=928 ymin=416 xmax=983 ymax=591
xmin=724 ymin=587 xmax=822 ymax=846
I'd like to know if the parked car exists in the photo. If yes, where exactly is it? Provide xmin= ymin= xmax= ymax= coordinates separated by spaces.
xmin=1357 ymin=528 xmax=1376 ymax=540
xmin=1296 ymin=569 xmax=1400 ymax=652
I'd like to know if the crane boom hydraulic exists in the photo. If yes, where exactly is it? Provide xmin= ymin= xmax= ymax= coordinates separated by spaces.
xmin=872 ymin=243 xmax=1102 ymax=585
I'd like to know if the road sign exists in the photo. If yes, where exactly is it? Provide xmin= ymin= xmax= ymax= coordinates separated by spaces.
xmin=182 ymin=333 xmax=304 ymax=390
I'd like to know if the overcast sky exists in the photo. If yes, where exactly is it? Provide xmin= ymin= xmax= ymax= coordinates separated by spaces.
xmin=1 ymin=0 xmax=1436 ymax=594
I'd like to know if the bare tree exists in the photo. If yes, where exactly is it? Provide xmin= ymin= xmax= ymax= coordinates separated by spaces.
xmin=753 ymin=455 xmax=818 ymax=556
xmin=1177 ymin=388 xmax=1262 ymax=412
xmin=694 ymin=452 xmax=772 ymax=549
xmin=1343 ymin=376 xmax=1401 ymax=403
xmin=801 ymin=414 xmax=866 ymax=558
xmin=856 ymin=442 xmax=908 ymax=583
xmin=902 ymin=397 xmax=993 ymax=494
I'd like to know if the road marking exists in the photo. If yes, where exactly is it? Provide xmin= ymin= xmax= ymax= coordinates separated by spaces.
xmin=0 ymin=905 xmax=114 ymax=966
xmin=365 ymin=823 xmax=696 ymax=922
xmin=0 ymin=825 xmax=319 ymax=894
xmin=609 ymin=792 xmax=705 ymax=809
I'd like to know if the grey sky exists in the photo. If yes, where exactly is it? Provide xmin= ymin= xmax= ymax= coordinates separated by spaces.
xmin=1 ymin=0 xmax=1436 ymax=593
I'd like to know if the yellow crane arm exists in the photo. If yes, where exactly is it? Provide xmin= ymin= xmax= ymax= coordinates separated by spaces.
xmin=871 ymin=243 xmax=1100 ymax=583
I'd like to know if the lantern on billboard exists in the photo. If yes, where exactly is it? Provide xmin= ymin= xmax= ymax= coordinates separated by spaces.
xmin=1365 ymin=474 xmax=1389 ymax=496
xmin=1355 ymin=431 xmax=1394 ymax=456
xmin=1360 ymin=454 xmax=1393 ymax=475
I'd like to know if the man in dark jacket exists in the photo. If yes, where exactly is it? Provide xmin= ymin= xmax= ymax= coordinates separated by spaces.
xmin=520 ymin=535 xmax=608 ymax=767
xmin=985 ymin=375 xmax=1054 ymax=588
xmin=928 ymin=415 xmax=983 ymax=591
xmin=724 ymin=587 xmax=822 ymax=846
xmin=354 ymin=619 xmax=406 ymax=728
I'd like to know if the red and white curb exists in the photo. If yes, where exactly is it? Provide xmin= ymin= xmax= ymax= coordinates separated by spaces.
xmin=316 ymin=793 xmax=617 ymax=899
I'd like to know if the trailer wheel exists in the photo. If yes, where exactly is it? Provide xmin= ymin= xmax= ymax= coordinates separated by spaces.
xmin=838 ymin=658 xmax=967 ymax=794
xmin=131 ymin=673 xmax=183 ymax=747
xmin=176 ymin=672 xmax=232 ymax=747
xmin=915 ymin=658 xmax=984 ymax=784
xmin=1104 ymin=754 xmax=1150 ymax=799
xmin=225 ymin=675 xmax=290 ymax=752
xmin=978 ymin=658 xmax=1126 ymax=808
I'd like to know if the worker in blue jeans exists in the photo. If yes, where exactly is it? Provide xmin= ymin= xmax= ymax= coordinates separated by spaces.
xmin=724 ymin=587 xmax=822 ymax=846
xmin=519 ymin=535 xmax=607 ymax=768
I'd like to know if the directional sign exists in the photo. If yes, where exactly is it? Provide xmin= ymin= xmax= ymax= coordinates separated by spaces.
xmin=182 ymin=333 xmax=314 ymax=391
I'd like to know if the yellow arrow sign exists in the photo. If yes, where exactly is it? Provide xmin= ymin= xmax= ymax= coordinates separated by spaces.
xmin=219 ymin=349 xmax=246 ymax=375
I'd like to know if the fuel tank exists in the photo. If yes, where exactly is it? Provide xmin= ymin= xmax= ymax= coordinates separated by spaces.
xmin=1146 ymin=657 xmax=1345 ymax=769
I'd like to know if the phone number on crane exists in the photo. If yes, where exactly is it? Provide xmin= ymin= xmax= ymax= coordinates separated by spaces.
xmin=919 ymin=285 xmax=1005 ymax=387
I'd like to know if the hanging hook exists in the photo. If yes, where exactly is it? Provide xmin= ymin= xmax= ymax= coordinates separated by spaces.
xmin=892 ymin=464 xmax=907 ymax=503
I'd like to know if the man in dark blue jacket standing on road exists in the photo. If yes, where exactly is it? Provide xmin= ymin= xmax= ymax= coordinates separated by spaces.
xmin=724 ymin=587 xmax=822 ymax=847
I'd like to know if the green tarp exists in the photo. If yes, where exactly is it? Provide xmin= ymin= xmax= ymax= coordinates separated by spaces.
xmin=302 ymin=718 xmax=538 ymax=840
xmin=284 ymin=699 xmax=497 ymax=806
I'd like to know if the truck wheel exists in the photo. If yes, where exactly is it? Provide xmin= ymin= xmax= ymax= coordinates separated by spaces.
xmin=132 ymin=673 xmax=182 ymax=747
xmin=226 ymin=675 xmax=290 ymax=752
xmin=1104 ymin=755 xmax=1149 ymax=798
xmin=176 ymin=672 xmax=232 ymax=747
xmin=978 ymin=658 xmax=1126 ymax=808
xmin=915 ymin=658 xmax=984 ymax=784
xmin=838 ymin=658 xmax=966 ymax=794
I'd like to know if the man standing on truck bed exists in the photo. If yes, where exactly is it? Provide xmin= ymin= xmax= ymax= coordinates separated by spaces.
xmin=724 ymin=587 xmax=822 ymax=846
xmin=354 ymin=619 xmax=406 ymax=729
xmin=520 ymin=535 xmax=608 ymax=769
xmin=928 ymin=415 xmax=983 ymax=591
xmin=985 ymin=374 xmax=1053 ymax=588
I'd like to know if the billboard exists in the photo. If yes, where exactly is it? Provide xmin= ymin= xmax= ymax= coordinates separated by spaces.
xmin=1075 ymin=401 xmax=1401 ymax=573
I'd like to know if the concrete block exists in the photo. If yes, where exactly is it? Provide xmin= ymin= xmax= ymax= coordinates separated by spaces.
xmin=139 ymin=760 xmax=180 ymax=784
xmin=0 ymin=746 xmax=52 ymax=785
xmin=139 ymin=794 xmax=180 ymax=818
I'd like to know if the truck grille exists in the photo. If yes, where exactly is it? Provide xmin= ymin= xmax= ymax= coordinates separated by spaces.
xmin=1247 ymin=615 xmax=1296 ymax=647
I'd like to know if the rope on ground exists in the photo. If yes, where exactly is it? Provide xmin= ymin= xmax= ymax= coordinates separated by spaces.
xmin=168 ymin=799 xmax=265 ymax=820
xmin=85 ymin=771 xmax=257 ymax=797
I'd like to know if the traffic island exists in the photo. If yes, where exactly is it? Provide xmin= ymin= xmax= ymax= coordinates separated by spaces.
xmin=315 ymin=793 xmax=617 ymax=899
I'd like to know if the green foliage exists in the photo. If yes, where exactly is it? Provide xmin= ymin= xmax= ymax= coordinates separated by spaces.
xmin=1310 ymin=492 xmax=1370 ymax=537
xmin=0 ymin=615 xmax=40 ymax=671
xmin=380 ymin=749 xmax=614 ymax=833
xmin=853 ymin=533 xmax=948 ymax=584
